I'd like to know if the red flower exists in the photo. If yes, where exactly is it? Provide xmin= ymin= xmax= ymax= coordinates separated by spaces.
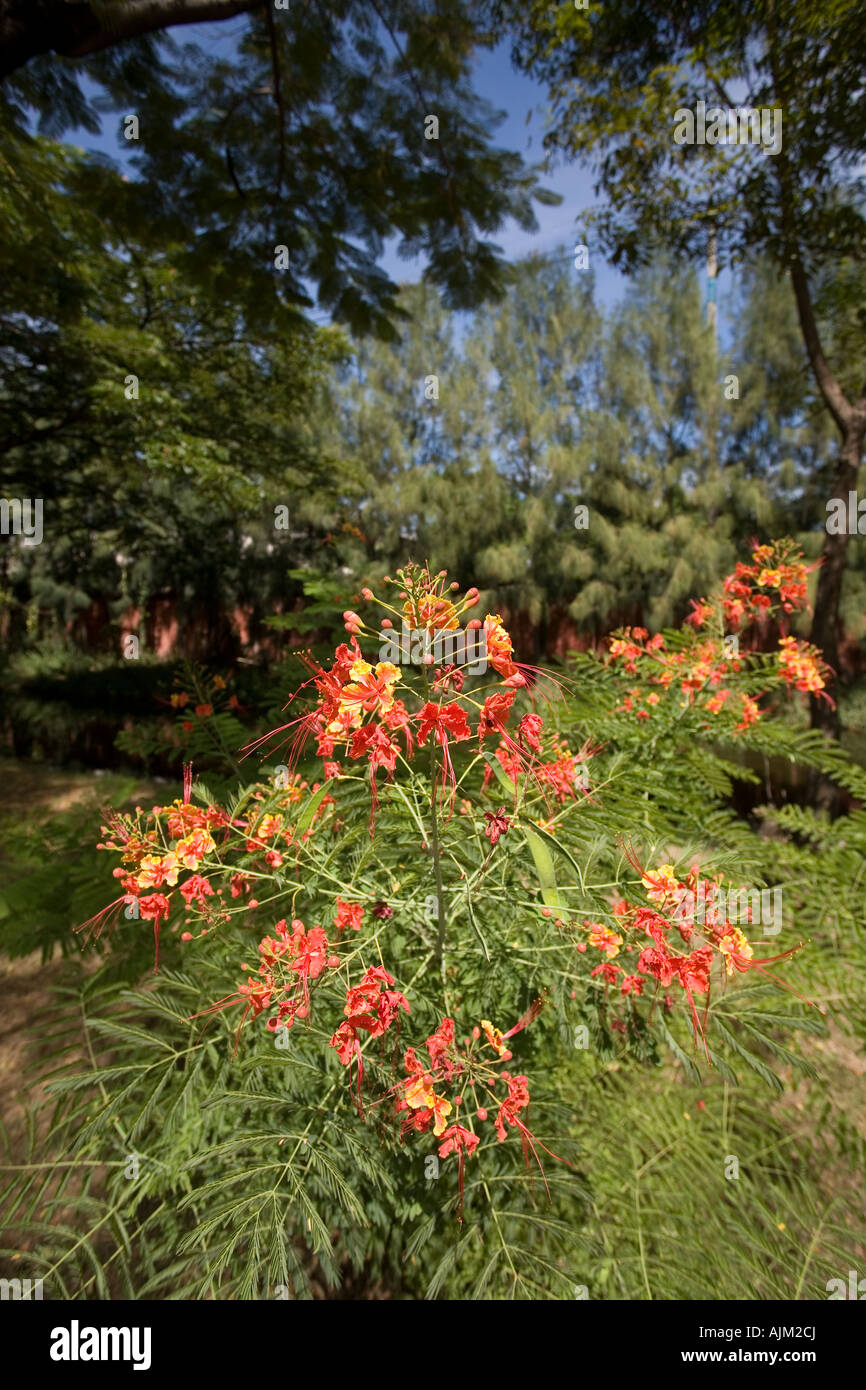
xmin=334 ymin=899 xmax=365 ymax=934
xmin=478 ymin=691 xmax=516 ymax=739
xmin=484 ymin=806 xmax=512 ymax=846
xmin=290 ymin=925 xmax=329 ymax=985
xmin=590 ymin=961 xmax=622 ymax=986
xmin=517 ymin=712 xmax=544 ymax=752
xmin=349 ymin=723 xmax=400 ymax=771
xmin=637 ymin=944 xmax=677 ymax=987
xmin=495 ymin=1074 xmax=531 ymax=1143
xmin=416 ymin=701 xmax=472 ymax=746
xmin=417 ymin=701 xmax=472 ymax=808
xmin=329 ymin=964 xmax=410 ymax=1113
xmin=330 ymin=1020 xmax=360 ymax=1067
xmin=438 ymin=1123 xmax=480 ymax=1221
xmin=438 ymin=1124 xmax=480 ymax=1160
xmin=346 ymin=723 xmax=401 ymax=824
xmin=426 ymin=1017 xmax=457 ymax=1079
xmin=179 ymin=874 xmax=214 ymax=908
xmin=137 ymin=892 xmax=171 ymax=970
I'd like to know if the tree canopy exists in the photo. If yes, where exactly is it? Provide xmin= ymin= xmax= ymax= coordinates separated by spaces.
xmin=2 ymin=1 xmax=559 ymax=335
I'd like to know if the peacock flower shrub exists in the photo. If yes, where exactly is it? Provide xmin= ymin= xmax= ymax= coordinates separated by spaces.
xmin=607 ymin=538 xmax=832 ymax=730
xmin=74 ymin=547 xmax=835 ymax=1294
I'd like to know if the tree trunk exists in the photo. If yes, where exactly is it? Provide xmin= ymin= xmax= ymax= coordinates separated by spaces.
xmin=809 ymin=427 xmax=862 ymax=740
xmin=0 ymin=0 xmax=261 ymax=80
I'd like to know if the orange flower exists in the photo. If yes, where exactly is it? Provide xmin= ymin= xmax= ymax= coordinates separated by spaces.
xmin=480 ymin=1018 xmax=507 ymax=1057
xmin=482 ymin=614 xmax=525 ymax=685
xmin=586 ymin=923 xmax=622 ymax=958
xmin=404 ymin=1076 xmax=453 ymax=1136
xmin=777 ymin=636 xmax=828 ymax=696
xmin=641 ymin=863 xmax=681 ymax=904
xmin=136 ymin=853 xmax=179 ymax=890
xmin=334 ymin=660 xmax=400 ymax=727
xmin=174 ymin=828 xmax=216 ymax=869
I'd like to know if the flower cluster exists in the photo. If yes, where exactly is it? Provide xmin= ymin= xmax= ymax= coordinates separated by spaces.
xmin=193 ymin=917 xmax=340 ymax=1047
xmin=89 ymin=790 xmax=230 ymax=963
xmin=609 ymin=539 xmax=831 ymax=727
xmin=392 ymin=1001 xmax=557 ymax=1216
xmin=79 ymin=545 xmax=820 ymax=1230
xmin=777 ymin=635 xmax=831 ymax=698
xmin=329 ymin=964 xmax=411 ymax=1109
xmin=262 ymin=563 xmax=553 ymax=817
xmin=573 ymin=847 xmax=809 ymax=1053
xmin=714 ymin=539 xmax=814 ymax=626
xmin=83 ymin=769 xmax=335 ymax=966
xmin=200 ymin=925 xmax=555 ymax=1218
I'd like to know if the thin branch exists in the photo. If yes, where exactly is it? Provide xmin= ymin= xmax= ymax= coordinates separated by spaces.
xmin=0 ymin=0 xmax=265 ymax=78
xmin=63 ymin=0 xmax=264 ymax=59
xmin=264 ymin=1 xmax=287 ymax=196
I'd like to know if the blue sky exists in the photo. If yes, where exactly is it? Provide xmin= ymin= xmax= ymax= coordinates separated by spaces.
xmin=463 ymin=41 xmax=629 ymax=309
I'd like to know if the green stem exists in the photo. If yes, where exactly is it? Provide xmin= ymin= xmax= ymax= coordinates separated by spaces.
xmin=428 ymin=728 xmax=448 ymax=985
xmin=424 ymin=671 xmax=448 ymax=991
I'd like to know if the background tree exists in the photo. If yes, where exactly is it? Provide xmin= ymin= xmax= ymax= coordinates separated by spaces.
xmin=493 ymin=0 xmax=866 ymax=733
xmin=328 ymin=252 xmax=838 ymax=650
xmin=0 ymin=127 xmax=353 ymax=660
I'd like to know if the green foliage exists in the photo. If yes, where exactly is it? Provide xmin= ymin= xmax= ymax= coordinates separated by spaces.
xmin=2 ymin=1 xmax=556 ymax=334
